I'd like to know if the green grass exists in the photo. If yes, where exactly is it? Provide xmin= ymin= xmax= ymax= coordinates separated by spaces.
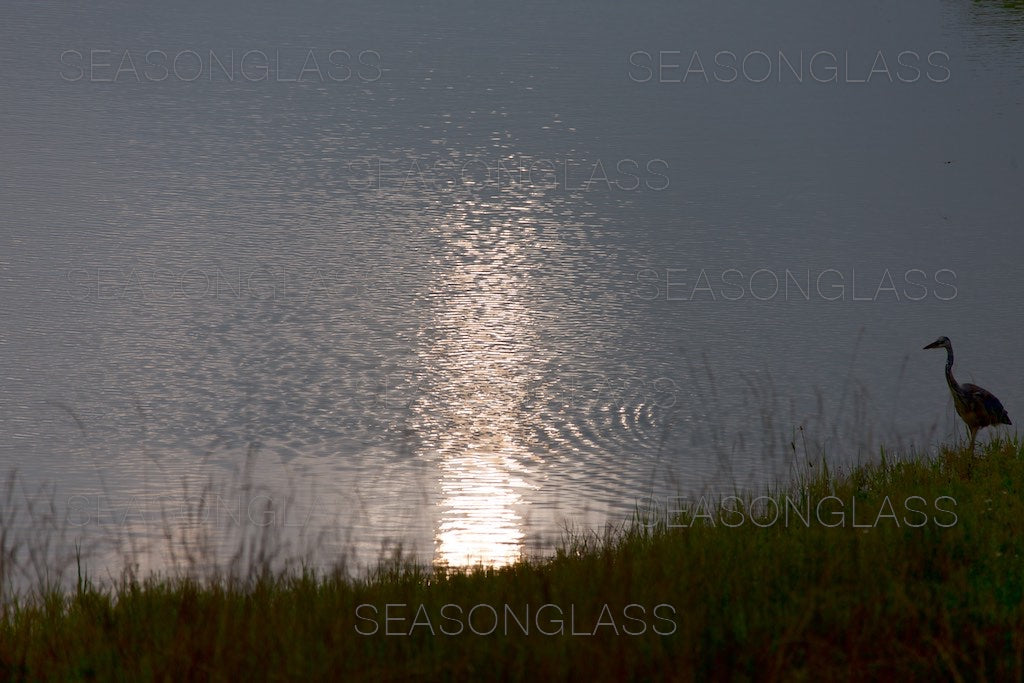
xmin=2 ymin=438 xmax=1023 ymax=681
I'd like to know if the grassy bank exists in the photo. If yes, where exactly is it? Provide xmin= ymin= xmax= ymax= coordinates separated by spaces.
xmin=1 ymin=439 xmax=1023 ymax=681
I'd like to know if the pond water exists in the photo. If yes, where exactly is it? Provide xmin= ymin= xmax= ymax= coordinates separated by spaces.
xmin=1 ymin=0 xmax=1022 ymax=580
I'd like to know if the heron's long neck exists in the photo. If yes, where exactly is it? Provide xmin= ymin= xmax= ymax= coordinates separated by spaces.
xmin=944 ymin=347 xmax=959 ymax=392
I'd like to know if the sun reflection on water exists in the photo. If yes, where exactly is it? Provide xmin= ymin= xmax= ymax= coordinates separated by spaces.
xmin=413 ymin=198 xmax=550 ymax=567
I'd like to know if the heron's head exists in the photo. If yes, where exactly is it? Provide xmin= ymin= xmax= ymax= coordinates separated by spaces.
xmin=923 ymin=336 xmax=951 ymax=351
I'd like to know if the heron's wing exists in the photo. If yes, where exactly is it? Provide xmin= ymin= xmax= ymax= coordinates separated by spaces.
xmin=961 ymin=383 xmax=1012 ymax=425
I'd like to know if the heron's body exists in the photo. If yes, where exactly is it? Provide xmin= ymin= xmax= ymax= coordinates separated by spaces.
xmin=925 ymin=336 xmax=1011 ymax=451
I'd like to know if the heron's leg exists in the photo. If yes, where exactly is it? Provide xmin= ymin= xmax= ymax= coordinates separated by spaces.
xmin=969 ymin=426 xmax=978 ymax=454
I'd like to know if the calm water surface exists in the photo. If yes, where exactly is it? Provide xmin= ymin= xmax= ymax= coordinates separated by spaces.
xmin=1 ymin=0 xmax=1022 ymax=579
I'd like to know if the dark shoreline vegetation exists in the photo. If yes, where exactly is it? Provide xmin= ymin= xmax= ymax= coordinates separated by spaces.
xmin=1 ymin=438 xmax=1022 ymax=681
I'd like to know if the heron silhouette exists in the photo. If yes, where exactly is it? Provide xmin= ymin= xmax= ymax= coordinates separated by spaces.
xmin=924 ymin=336 xmax=1011 ymax=452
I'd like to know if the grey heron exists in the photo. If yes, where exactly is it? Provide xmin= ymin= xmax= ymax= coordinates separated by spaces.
xmin=924 ymin=336 xmax=1011 ymax=452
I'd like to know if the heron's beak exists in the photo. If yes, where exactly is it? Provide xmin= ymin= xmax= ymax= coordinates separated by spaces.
xmin=923 ymin=340 xmax=943 ymax=350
